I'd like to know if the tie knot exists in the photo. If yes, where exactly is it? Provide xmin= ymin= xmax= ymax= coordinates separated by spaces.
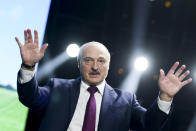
xmin=87 ymin=86 xmax=98 ymax=95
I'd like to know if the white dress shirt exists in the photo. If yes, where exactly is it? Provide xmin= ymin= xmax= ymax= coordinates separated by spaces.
xmin=67 ymin=80 xmax=104 ymax=131
xmin=18 ymin=68 xmax=172 ymax=131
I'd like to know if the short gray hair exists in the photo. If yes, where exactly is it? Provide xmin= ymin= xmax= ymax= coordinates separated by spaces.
xmin=77 ymin=41 xmax=111 ymax=63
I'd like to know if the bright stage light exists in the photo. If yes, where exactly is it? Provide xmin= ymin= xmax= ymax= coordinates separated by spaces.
xmin=38 ymin=43 xmax=80 ymax=81
xmin=66 ymin=43 xmax=80 ymax=57
xmin=134 ymin=57 xmax=149 ymax=71
xmin=121 ymin=56 xmax=150 ymax=93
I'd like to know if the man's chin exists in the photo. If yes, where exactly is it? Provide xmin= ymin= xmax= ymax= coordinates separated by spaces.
xmin=86 ymin=79 xmax=102 ymax=86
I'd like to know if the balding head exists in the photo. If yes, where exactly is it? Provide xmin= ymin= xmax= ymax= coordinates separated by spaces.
xmin=77 ymin=41 xmax=110 ymax=64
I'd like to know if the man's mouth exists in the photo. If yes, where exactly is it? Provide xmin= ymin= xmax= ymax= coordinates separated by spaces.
xmin=89 ymin=72 xmax=100 ymax=77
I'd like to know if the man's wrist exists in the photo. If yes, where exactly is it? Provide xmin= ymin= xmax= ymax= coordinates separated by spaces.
xmin=21 ymin=63 xmax=35 ymax=71
xmin=159 ymin=92 xmax=173 ymax=102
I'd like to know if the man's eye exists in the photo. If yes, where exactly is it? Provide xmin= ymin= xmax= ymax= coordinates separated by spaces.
xmin=98 ymin=59 xmax=106 ymax=63
xmin=85 ymin=59 xmax=90 ymax=62
xmin=84 ymin=58 xmax=93 ymax=63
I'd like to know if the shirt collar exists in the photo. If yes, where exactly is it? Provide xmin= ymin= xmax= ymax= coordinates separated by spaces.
xmin=81 ymin=80 xmax=105 ymax=96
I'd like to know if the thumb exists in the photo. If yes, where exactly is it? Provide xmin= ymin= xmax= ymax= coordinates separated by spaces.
xmin=15 ymin=37 xmax=22 ymax=49
xmin=40 ymin=43 xmax=48 ymax=55
xmin=159 ymin=69 xmax=165 ymax=81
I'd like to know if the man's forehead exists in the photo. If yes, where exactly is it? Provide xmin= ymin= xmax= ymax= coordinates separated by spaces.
xmin=78 ymin=41 xmax=111 ymax=61
xmin=83 ymin=56 xmax=107 ymax=60
xmin=84 ymin=44 xmax=106 ymax=51
xmin=83 ymin=45 xmax=108 ymax=57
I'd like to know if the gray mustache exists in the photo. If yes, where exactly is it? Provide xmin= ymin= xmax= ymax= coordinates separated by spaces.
xmin=89 ymin=71 xmax=100 ymax=75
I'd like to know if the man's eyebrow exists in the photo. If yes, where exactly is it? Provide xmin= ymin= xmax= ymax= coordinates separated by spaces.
xmin=83 ymin=56 xmax=106 ymax=60
xmin=98 ymin=57 xmax=106 ymax=59
xmin=83 ymin=57 xmax=93 ymax=59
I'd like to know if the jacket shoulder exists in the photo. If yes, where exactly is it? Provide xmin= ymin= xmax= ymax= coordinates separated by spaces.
xmin=105 ymin=84 xmax=135 ymax=103
xmin=48 ymin=77 xmax=81 ymax=89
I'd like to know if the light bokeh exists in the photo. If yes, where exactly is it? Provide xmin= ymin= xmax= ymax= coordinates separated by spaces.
xmin=66 ymin=43 xmax=80 ymax=57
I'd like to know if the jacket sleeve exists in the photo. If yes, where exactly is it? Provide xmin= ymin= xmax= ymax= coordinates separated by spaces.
xmin=17 ymin=71 xmax=52 ymax=111
xmin=130 ymin=94 xmax=172 ymax=131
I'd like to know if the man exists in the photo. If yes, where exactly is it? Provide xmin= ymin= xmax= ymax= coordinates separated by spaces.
xmin=15 ymin=29 xmax=192 ymax=131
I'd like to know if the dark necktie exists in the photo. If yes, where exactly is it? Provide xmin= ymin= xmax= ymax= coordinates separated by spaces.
xmin=82 ymin=86 xmax=98 ymax=131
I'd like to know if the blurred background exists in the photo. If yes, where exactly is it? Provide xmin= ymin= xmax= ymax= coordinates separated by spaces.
xmin=1 ymin=0 xmax=196 ymax=130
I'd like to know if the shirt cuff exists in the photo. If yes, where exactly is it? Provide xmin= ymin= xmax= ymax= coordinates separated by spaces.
xmin=157 ymin=96 xmax=172 ymax=114
xmin=18 ymin=68 xmax=35 ymax=84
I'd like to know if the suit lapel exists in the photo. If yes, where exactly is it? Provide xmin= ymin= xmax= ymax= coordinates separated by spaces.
xmin=98 ymin=83 xmax=117 ymax=131
xmin=67 ymin=78 xmax=81 ymax=127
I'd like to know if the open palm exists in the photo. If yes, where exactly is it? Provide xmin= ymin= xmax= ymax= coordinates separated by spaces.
xmin=15 ymin=29 xmax=48 ymax=66
xmin=158 ymin=62 xmax=192 ymax=101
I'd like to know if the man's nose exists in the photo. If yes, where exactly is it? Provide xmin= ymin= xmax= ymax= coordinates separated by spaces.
xmin=92 ymin=61 xmax=98 ymax=70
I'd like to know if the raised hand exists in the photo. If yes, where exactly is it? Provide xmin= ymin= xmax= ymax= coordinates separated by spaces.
xmin=15 ymin=29 xmax=48 ymax=68
xmin=158 ymin=62 xmax=192 ymax=101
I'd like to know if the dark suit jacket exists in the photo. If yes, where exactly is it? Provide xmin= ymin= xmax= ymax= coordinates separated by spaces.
xmin=17 ymin=76 xmax=170 ymax=131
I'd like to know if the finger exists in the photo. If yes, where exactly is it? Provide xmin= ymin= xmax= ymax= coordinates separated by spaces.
xmin=181 ymin=78 xmax=192 ymax=87
xmin=179 ymin=70 xmax=190 ymax=81
xmin=27 ymin=29 xmax=33 ymax=43
xmin=34 ymin=30 xmax=39 ymax=48
xmin=167 ymin=61 xmax=179 ymax=75
xmin=15 ymin=37 xmax=22 ymax=48
xmin=159 ymin=69 xmax=165 ymax=81
xmin=40 ymin=43 xmax=48 ymax=55
xmin=175 ymin=65 xmax=186 ymax=77
xmin=24 ymin=30 xmax=28 ymax=44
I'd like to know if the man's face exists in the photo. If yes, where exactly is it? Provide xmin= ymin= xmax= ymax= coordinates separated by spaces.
xmin=79 ymin=45 xmax=110 ymax=85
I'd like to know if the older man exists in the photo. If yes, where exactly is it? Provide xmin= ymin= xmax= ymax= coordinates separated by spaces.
xmin=16 ymin=29 xmax=192 ymax=131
